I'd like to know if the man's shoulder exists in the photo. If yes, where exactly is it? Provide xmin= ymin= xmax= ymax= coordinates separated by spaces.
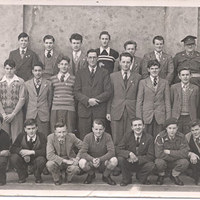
xmin=174 ymin=51 xmax=185 ymax=58
xmin=9 ymin=49 xmax=19 ymax=55
xmin=110 ymin=48 xmax=119 ymax=58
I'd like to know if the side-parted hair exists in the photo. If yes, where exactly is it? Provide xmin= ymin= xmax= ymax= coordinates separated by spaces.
xmin=32 ymin=61 xmax=44 ymax=70
xmin=147 ymin=59 xmax=161 ymax=68
xmin=119 ymin=52 xmax=133 ymax=63
xmin=4 ymin=59 xmax=15 ymax=68
xmin=87 ymin=49 xmax=97 ymax=56
xmin=93 ymin=119 xmax=105 ymax=128
xmin=99 ymin=31 xmax=111 ymax=40
xmin=70 ymin=33 xmax=83 ymax=43
xmin=131 ymin=117 xmax=144 ymax=126
xmin=57 ymin=55 xmax=70 ymax=64
xmin=178 ymin=67 xmax=191 ymax=75
xmin=153 ymin=35 xmax=164 ymax=44
xmin=54 ymin=122 xmax=66 ymax=130
xmin=124 ymin=40 xmax=137 ymax=50
xmin=190 ymin=120 xmax=200 ymax=128
xmin=18 ymin=32 xmax=29 ymax=40
xmin=24 ymin=119 xmax=37 ymax=127
xmin=43 ymin=35 xmax=55 ymax=42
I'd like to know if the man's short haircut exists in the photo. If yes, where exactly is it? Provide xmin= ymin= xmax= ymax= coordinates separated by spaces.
xmin=178 ymin=67 xmax=191 ymax=75
xmin=24 ymin=119 xmax=37 ymax=127
xmin=99 ymin=31 xmax=111 ymax=40
xmin=87 ymin=49 xmax=97 ymax=56
xmin=190 ymin=120 xmax=200 ymax=128
xmin=93 ymin=119 xmax=105 ymax=128
xmin=124 ymin=40 xmax=137 ymax=50
xmin=43 ymin=35 xmax=55 ymax=42
xmin=18 ymin=32 xmax=29 ymax=40
xmin=119 ymin=52 xmax=133 ymax=63
xmin=70 ymin=33 xmax=83 ymax=43
xmin=54 ymin=121 xmax=66 ymax=130
xmin=153 ymin=35 xmax=164 ymax=44
xmin=131 ymin=117 xmax=144 ymax=126
xmin=33 ymin=61 xmax=44 ymax=70
xmin=4 ymin=59 xmax=16 ymax=68
xmin=147 ymin=59 xmax=161 ymax=69
xmin=57 ymin=55 xmax=70 ymax=64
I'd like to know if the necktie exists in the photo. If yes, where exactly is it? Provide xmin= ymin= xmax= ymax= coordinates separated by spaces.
xmin=21 ymin=49 xmax=25 ymax=59
xmin=60 ymin=74 xmax=65 ymax=82
xmin=156 ymin=52 xmax=161 ymax=62
xmin=124 ymin=72 xmax=128 ymax=88
xmin=36 ymin=79 xmax=41 ymax=88
xmin=153 ymin=77 xmax=157 ymax=87
xmin=47 ymin=50 xmax=51 ymax=58
xmin=74 ymin=52 xmax=78 ymax=62
xmin=101 ymin=49 xmax=108 ymax=55
xmin=136 ymin=137 xmax=140 ymax=147
xmin=96 ymin=137 xmax=100 ymax=143
xmin=29 ymin=138 xmax=34 ymax=149
xmin=90 ymin=68 xmax=95 ymax=78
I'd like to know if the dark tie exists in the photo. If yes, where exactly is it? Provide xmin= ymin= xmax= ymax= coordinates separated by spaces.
xmin=36 ymin=79 xmax=41 ymax=88
xmin=21 ymin=50 xmax=25 ymax=59
xmin=101 ymin=49 xmax=108 ymax=55
xmin=29 ymin=138 xmax=34 ymax=149
xmin=47 ymin=50 xmax=51 ymax=58
xmin=96 ymin=137 xmax=100 ymax=143
xmin=60 ymin=74 xmax=65 ymax=82
xmin=124 ymin=72 xmax=128 ymax=88
xmin=153 ymin=77 xmax=157 ymax=87
xmin=136 ymin=137 xmax=140 ymax=147
xmin=90 ymin=68 xmax=95 ymax=78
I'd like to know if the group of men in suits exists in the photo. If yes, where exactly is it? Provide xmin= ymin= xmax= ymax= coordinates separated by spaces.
xmin=1 ymin=30 xmax=200 ymax=186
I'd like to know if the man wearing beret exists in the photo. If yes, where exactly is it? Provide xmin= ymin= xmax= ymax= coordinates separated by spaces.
xmin=155 ymin=118 xmax=189 ymax=186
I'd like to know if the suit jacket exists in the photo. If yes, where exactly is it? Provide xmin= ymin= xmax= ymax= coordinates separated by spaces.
xmin=9 ymin=48 xmax=39 ymax=81
xmin=136 ymin=77 xmax=171 ymax=124
xmin=113 ymin=56 xmax=142 ymax=75
xmin=171 ymin=83 xmax=199 ymax=121
xmin=70 ymin=51 xmax=87 ymax=76
xmin=46 ymin=133 xmax=82 ymax=166
xmin=25 ymin=78 xmax=52 ymax=122
xmin=38 ymin=50 xmax=62 ymax=77
xmin=116 ymin=131 xmax=154 ymax=165
xmin=74 ymin=66 xmax=111 ymax=118
xmin=107 ymin=71 xmax=141 ymax=120
xmin=141 ymin=51 xmax=174 ymax=84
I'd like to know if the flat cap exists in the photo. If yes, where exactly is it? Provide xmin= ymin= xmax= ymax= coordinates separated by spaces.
xmin=164 ymin=118 xmax=178 ymax=128
xmin=181 ymin=35 xmax=197 ymax=45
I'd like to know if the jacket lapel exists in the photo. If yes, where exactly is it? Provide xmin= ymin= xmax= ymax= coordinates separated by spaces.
xmin=38 ymin=79 xmax=47 ymax=96
xmin=146 ymin=77 xmax=155 ymax=92
xmin=30 ymin=79 xmax=38 ymax=96
xmin=117 ymin=71 xmax=126 ymax=90
xmin=54 ymin=135 xmax=61 ymax=156
xmin=126 ymin=73 xmax=135 ymax=91
xmin=176 ymin=83 xmax=182 ymax=100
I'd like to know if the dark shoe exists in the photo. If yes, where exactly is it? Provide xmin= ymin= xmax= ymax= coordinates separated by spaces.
xmin=120 ymin=180 xmax=132 ymax=186
xmin=84 ymin=173 xmax=95 ymax=184
xmin=27 ymin=165 xmax=34 ymax=175
xmin=170 ymin=175 xmax=184 ymax=186
xmin=78 ymin=169 xmax=86 ymax=176
xmin=43 ymin=167 xmax=49 ymax=175
xmin=0 ymin=182 xmax=6 ymax=186
xmin=54 ymin=175 xmax=63 ymax=185
xmin=102 ymin=175 xmax=116 ymax=185
xmin=112 ymin=167 xmax=121 ymax=176
xmin=35 ymin=178 xmax=43 ymax=183
xmin=143 ymin=179 xmax=151 ymax=185
xmin=18 ymin=178 xmax=26 ymax=183
xmin=156 ymin=176 xmax=164 ymax=185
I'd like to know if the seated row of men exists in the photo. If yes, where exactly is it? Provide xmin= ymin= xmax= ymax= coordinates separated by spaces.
xmin=1 ymin=117 xmax=200 ymax=187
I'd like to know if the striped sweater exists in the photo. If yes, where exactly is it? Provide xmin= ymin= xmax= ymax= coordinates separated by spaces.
xmin=51 ymin=74 xmax=75 ymax=111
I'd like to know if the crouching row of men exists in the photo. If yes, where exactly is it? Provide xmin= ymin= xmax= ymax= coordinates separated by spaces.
xmin=1 ymin=117 xmax=200 ymax=186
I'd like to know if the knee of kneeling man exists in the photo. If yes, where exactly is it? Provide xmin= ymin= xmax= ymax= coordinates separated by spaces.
xmin=106 ymin=157 xmax=118 ymax=169
xmin=46 ymin=161 xmax=56 ymax=171
xmin=78 ymin=158 xmax=87 ymax=169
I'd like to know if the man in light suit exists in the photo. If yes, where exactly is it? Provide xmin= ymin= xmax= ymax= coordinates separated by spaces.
xmin=38 ymin=35 xmax=62 ymax=79
xmin=9 ymin=32 xmax=39 ymax=81
xmin=136 ymin=59 xmax=171 ymax=138
xmin=74 ymin=49 xmax=112 ymax=140
xmin=46 ymin=122 xmax=82 ymax=185
xmin=141 ymin=35 xmax=174 ymax=85
xmin=69 ymin=33 xmax=87 ymax=76
xmin=114 ymin=40 xmax=142 ymax=75
xmin=107 ymin=52 xmax=141 ymax=145
xmin=25 ymin=62 xmax=52 ymax=138
xmin=171 ymin=66 xmax=199 ymax=134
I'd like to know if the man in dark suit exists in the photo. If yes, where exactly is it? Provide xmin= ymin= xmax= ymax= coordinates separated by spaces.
xmin=74 ymin=49 xmax=112 ymax=140
xmin=9 ymin=32 xmax=39 ymax=81
xmin=107 ymin=52 xmax=141 ymax=145
xmin=185 ymin=120 xmax=200 ymax=185
xmin=116 ymin=118 xmax=155 ymax=186
xmin=141 ymin=35 xmax=174 ymax=85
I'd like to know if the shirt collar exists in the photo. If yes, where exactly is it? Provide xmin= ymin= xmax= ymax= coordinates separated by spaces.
xmin=57 ymin=72 xmax=70 ymax=81
xmin=100 ymin=46 xmax=110 ymax=54
xmin=0 ymin=74 xmax=20 ymax=84
xmin=88 ymin=65 xmax=97 ymax=73
xmin=20 ymin=47 xmax=27 ymax=54
xmin=134 ymin=133 xmax=142 ymax=141
xmin=150 ymin=75 xmax=159 ymax=83
xmin=27 ymin=134 xmax=37 ymax=142
xmin=181 ymin=82 xmax=190 ymax=89
xmin=154 ymin=50 xmax=162 ymax=56
xmin=121 ymin=70 xmax=131 ymax=78
xmin=45 ymin=49 xmax=53 ymax=56
xmin=34 ymin=78 xmax=42 ymax=85
xmin=73 ymin=50 xmax=81 ymax=58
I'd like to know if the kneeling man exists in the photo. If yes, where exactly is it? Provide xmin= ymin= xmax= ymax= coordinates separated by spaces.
xmin=79 ymin=119 xmax=118 ymax=185
xmin=155 ymin=118 xmax=189 ymax=186
xmin=116 ymin=118 xmax=155 ymax=186
xmin=46 ymin=122 xmax=82 ymax=185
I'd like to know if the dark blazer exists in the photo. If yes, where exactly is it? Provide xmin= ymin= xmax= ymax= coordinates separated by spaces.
xmin=74 ymin=66 xmax=111 ymax=118
xmin=171 ymin=83 xmax=199 ymax=121
xmin=107 ymin=71 xmax=141 ymax=120
xmin=116 ymin=131 xmax=154 ymax=165
xmin=186 ymin=132 xmax=200 ymax=157
xmin=141 ymin=51 xmax=174 ymax=84
xmin=9 ymin=48 xmax=39 ymax=81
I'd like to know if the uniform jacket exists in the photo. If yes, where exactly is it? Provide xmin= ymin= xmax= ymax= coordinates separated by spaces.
xmin=136 ymin=77 xmax=171 ymax=124
xmin=113 ymin=56 xmax=142 ymax=75
xmin=141 ymin=51 xmax=174 ymax=84
xmin=46 ymin=133 xmax=82 ymax=166
xmin=171 ymin=83 xmax=199 ymax=121
xmin=107 ymin=71 xmax=141 ymax=121
xmin=116 ymin=131 xmax=154 ymax=165
xmin=154 ymin=130 xmax=189 ymax=161
xmin=74 ymin=66 xmax=111 ymax=118
xmin=9 ymin=48 xmax=39 ymax=81
xmin=25 ymin=78 xmax=52 ymax=122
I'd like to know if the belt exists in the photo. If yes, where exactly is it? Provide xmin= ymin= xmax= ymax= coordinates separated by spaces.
xmin=191 ymin=73 xmax=200 ymax=77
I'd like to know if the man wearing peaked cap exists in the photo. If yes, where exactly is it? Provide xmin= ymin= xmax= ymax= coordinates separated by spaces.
xmin=181 ymin=35 xmax=197 ymax=44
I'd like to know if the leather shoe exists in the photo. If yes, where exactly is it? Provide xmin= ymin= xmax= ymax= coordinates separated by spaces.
xmin=170 ymin=175 xmax=184 ymax=186
xmin=84 ymin=173 xmax=95 ymax=184
xmin=54 ymin=176 xmax=62 ymax=185
xmin=35 ymin=178 xmax=43 ymax=183
xmin=102 ymin=175 xmax=116 ymax=185
xmin=120 ymin=180 xmax=132 ymax=186
xmin=156 ymin=176 xmax=164 ymax=185
xmin=143 ymin=179 xmax=151 ymax=185
xmin=18 ymin=178 xmax=26 ymax=183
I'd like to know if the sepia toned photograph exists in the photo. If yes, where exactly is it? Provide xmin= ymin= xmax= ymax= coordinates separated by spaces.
xmin=0 ymin=0 xmax=200 ymax=199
